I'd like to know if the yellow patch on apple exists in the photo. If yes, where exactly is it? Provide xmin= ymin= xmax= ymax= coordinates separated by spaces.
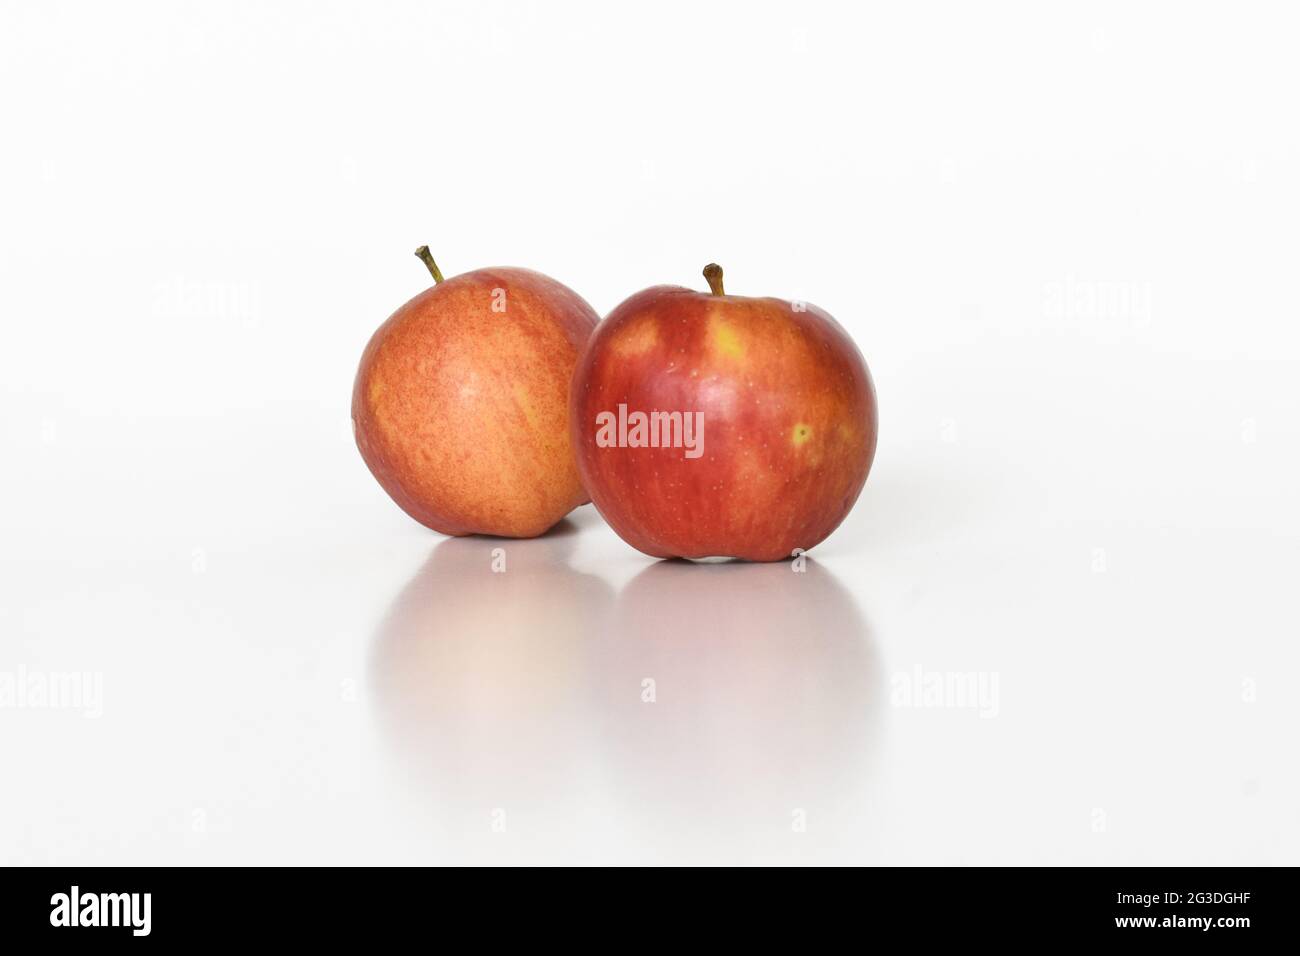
xmin=712 ymin=321 xmax=744 ymax=359
xmin=612 ymin=318 xmax=659 ymax=356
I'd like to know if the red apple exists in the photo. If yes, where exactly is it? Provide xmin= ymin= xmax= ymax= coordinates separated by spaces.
xmin=570 ymin=264 xmax=877 ymax=561
xmin=354 ymin=247 xmax=598 ymax=537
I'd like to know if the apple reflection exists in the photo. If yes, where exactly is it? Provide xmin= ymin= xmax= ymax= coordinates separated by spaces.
xmin=368 ymin=518 xmax=614 ymax=859
xmin=371 ymin=527 xmax=880 ymax=864
xmin=595 ymin=558 xmax=881 ymax=863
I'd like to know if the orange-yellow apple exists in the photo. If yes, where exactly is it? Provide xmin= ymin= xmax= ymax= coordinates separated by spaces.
xmin=354 ymin=247 xmax=598 ymax=537
xmin=570 ymin=264 xmax=877 ymax=561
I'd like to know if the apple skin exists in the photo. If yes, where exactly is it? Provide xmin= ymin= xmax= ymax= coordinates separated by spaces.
xmin=354 ymin=267 xmax=598 ymax=538
xmin=570 ymin=283 xmax=877 ymax=561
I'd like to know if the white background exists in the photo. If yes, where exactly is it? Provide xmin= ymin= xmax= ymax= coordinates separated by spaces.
xmin=2 ymin=1 xmax=1297 ymax=865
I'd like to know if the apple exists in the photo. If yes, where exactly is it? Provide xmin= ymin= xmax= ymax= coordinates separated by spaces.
xmin=570 ymin=264 xmax=877 ymax=561
xmin=354 ymin=247 xmax=598 ymax=537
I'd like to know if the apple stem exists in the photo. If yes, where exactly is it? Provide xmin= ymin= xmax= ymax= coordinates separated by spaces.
xmin=415 ymin=246 xmax=445 ymax=283
xmin=703 ymin=263 xmax=725 ymax=296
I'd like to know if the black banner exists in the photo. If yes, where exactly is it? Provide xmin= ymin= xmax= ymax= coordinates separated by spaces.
xmin=0 ymin=866 xmax=1291 ymax=943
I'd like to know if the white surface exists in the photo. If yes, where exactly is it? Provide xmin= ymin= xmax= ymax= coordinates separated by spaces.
xmin=2 ymin=1 xmax=1297 ymax=865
